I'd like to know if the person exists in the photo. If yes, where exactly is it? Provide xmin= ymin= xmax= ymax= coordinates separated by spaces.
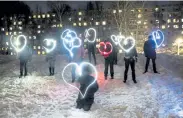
xmin=102 ymin=38 xmax=116 ymax=80
xmin=71 ymin=44 xmax=85 ymax=83
xmin=76 ymin=65 xmax=99 ymax=111
xmin=18 ymin=45 xmax=32 ymax=78
xmin=143 ymin=35 xmax=159 ymax=74
xmin=123 ymin=40 xmax=138 ymax=83
xmin=46 ymin=51 xmax=56 ymax=76
xmin=87 ymin=39 xmax=97 ymax=65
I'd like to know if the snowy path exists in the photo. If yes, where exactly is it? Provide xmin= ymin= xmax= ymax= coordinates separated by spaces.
xmin=0 ymin=54 xmax=183 ymax=118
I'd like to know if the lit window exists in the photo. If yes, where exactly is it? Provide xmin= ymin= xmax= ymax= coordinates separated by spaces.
xmin=38 ymin=46 xmax=41 ymax=49
xmin=119 ymin=10 xmax=122 ymax=13
xmin=96 ymin=22 xmax=99 ymax=25
xmin=47 ymin=14 xmax=50 ymax=18
xmin=33 ymin=15 xmax=36 ymax=18
xmin=84 ymin=22 xmax=87 ymax=26
xmin=33 ymin=46 xmax=36 ymax=49
xmin=144 ymin=22 xmax=147 ymax=25
xmin=38 ymin=25 xmax=41 ymax=28
xmin=42 ymin=51 xmax=45 ymax=55
xmin=167 ymin=25 xmax=170 ymax=28
xmin=177 ymin=19 xmax=179 ymax=23
xmin=169 ymin=14 xmax=171 ymax=17
xmin=37 ymin=30 xmax=41 ymax=33
xmin=18 ymin=21 xmax=22 ymax=25
xmin=78 ymin=22 xmax=81 ymax=26
xmin=10 ymin=17 xmax=12 ymax=20
xmin=91 ymin=18 xmax=93 ymax=20
xmin=113 ymin=10 xmax=116 ymax=13
xmin=138 ymin=9 xmax=141 ymax=12
xmin=79 ymin=17 xmax=81 ymax=21
xmin=29 ymin=36 xmax=31 ymax=39
xmin=73 ymin=23 xmax=77 ymax=26
xmin=167 ymin=19 xmax=171 ymax=23
xmin=182 ymin=31 xmax=183 ymax=34
xmin=52 ymin=14 xmax=56 ymax=17
xmin=14 ymin=32 xmax=16 ymax=35
xmin=19 ymin=27 xmax=22 ymax=30
xmin=182 ymin=19 xmax=183 ymax=22
xmin=38 ymin=15 xmax=41 ymax=18
xmin=1 ymin=28 xmax=4 ymax=31
xmin=6 ymin=42 xmax=9 ymax=46
xmin=19 ymin=32 xmax=22 ymax=34
xmin=29 ymin=16 xmax=31 ymax=19
xmin=6 ymin=32 xmax=8 ymax=35
xmin=137 ymin=21 xmax=141 ymax=24
xmin=38 ymin=51 xmax=41 ymax=55
xmin=144 ymin=26 xmax=148 ymax=29
xmin=162 ymin=25 xmax=166 ymax=29
xmin=102 ymin=21 xmax=106 ymax=25
xmin=182 ymin=25 xmax=183 ymax=28
xmin=60 ymin=24 xmax=62 ymax=27
xmin=33 ymin=36 xmax=36 ymax=39
xmin=10 ymin=27 xmax=12 ymax=30
xmin=131 ymin=9 xmax=134 ymax=12
xmin=57 ymin=24 xmax=60 ymax=27
xmin=155 ymin=8 xmax=159 ymax=11
xmin=173 ymin=19 xmax=176 ymax=23
xmin=14 ymin=22 xmax=16 ymax=25
xmin=156 ymin=20 xmax=159 ymax=23
xmin=11 ymin=52 xmax=13 ymax=55
xmin=173 ymin=25 xmax=179 ymax=29
xmin=138 ymin=14 xmax=142 ymax=18
xmin=78 ymin=12 xmax=82 ymax=15
xmin=9 ymin=32 xmax=12 ymax=35
xmin=42 ymin=14 xmax=45 ymax=18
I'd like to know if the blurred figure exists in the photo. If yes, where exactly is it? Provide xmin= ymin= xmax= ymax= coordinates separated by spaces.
xmin=71 ymin=43 xmax=85 ymax=82
xmin=143 ymin=35 xmax=159 ymax=74
xmin=46 ymin=51 xmax=56 ymax=76
xmin=103 ymin=38 xmax=116 ymax=80
xmin=123 ymin=40 xmax=138 ymax=83
xmin=76 ymin=65 xmax=98 ymax=111
xmin=18 ymin=45 xmax=32 ymax=78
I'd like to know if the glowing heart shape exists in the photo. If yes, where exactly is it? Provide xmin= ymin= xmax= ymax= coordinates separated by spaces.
xmin=10 ymin=35 xmax=27 ymax=52
xmin=118 ymin=36 xmax=135 ymax=53
xmin=98 ymin=42 xmax=113 ymax=57
xmin=61 ymin=29 xmax=81 ymax=57
xmin=62 ymin=62 xmax=97 ymax=98
xmin=85 ymin=28 xmax=96 ymax=43
xmin=111 ymin=34 xmax=124 ymax=45
xmin=43 ymin=39 xmax=56 ymax=53
xmin=151 ymin=30 xmax=164 ymax=48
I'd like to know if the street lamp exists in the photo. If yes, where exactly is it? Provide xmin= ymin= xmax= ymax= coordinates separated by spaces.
xmin=176 ymin=38 xmax=183 ymax=55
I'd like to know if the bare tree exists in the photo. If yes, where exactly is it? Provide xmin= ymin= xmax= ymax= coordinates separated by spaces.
xmin=112 ymin=1 xmax=146 ymax=38
xmin=47 ymin=1 xmax=71 ymax=24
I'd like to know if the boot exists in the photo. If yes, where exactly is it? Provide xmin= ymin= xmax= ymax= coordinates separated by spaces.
xmin=52 ymin=68 xmax=55 ymax=75
xmin=105 ymin=76 xmax=107 ymax=80
xmin=133 ymin=79 xmax=137 ymax=84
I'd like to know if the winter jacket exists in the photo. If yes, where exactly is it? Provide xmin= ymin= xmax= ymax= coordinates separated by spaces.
xmin=78 ymin=75 xmax=98 ymax=98
xmin=144 ymin=39 xmax=156 ymax=59
xmin=124 ymin=44 xmax=138 ymax=60
xmin=46 ymin=51 xmax=56 ymax=67
xmin=104 ymin=40 xmax=116 ymax=63
xmin=18 ymin=46 xmax=32 ymax=62
xmin=87 ymin=41 xmax=96 ymax=52
xmin=72 ymin=46 xmax=85 ymax=63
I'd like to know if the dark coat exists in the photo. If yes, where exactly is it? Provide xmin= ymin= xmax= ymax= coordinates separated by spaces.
xmin=87 ymin=41 xmax=96 ymax=52
xmin=124 ymin=44 xmax=138 ymax=60
xmin=78 ymin=75 xmax=98 ymax=98
xmin=18 ymin=46 xmax=32 ymax=62
xmin=143 ymin=39 xmax=156 ymax=59
xmin=104 ymin=40 xmax=116 ymax=63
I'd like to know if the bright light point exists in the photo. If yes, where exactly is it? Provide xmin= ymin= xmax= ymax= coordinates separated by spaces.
xmin=85 ymin=28 xmax=97 ymax=43
xmin=61 ymin=29 xmax=81 ymax=58
xmin=43 ymin=39 xmax=57 ymax=53
xmin=62 ymin=62 xmax=97 ymax=98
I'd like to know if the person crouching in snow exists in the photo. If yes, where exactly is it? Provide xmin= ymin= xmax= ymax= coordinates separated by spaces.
xmin=71 ymin=44 xmax=85 ymax=83
xmin=76 ymin=65 xmax=99 ymax=111
xmin=46 ymin=50 xmax=56 ymax=76
xmin=123 ymin=39 xmax=138 ymax=83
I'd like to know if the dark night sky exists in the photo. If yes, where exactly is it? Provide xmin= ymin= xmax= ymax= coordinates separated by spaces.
xmin=25 ymin=1 xmax=183 ymax=13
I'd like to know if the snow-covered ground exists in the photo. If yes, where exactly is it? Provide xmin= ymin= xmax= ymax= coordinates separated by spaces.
xmin=0 ymin=54 xmax=183 ymax=118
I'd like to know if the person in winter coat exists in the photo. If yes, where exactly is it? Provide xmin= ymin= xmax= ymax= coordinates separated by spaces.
xmin=87 ymin=40 xmax=97 ymax=65
xmin=143 ymin=35 xmax=159 ymax=74
xmin=123 ymin=40 xmax=138 ymax=83
xmin=76 ymin=65 xmax=99 ymax=111
xmin=18 ymin=45 xmax=32 ymax=78
xmin=71 ymin=44 xmax=85 ymax=83
xmin=101 ymin=38 xmax=116 ymax=80
xmin=46 ymin=51 xmax=56 ymax=76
